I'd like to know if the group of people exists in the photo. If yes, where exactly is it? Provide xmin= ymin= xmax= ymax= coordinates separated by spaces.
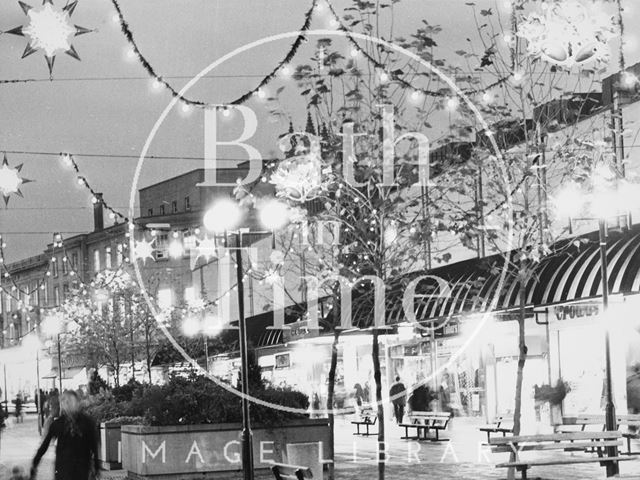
xmin=389 ymin=375 xmax=441 ymax=424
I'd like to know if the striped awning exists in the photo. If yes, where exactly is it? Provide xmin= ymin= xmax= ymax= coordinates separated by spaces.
xmin=361 ymin=226 xmax=640 ymax=326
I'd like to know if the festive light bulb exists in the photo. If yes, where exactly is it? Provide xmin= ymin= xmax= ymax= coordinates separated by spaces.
xmin=256 ymin=88 xmax=267 ymax=99
xmin=379 ymin=71 xmax=389 ymax=83
xmin=411 ymin=90 xmax=424 ymax=103
xmin=446 ymin=96 xmax=460 ymax=111
xmin=621 ymin=71 xmax=638 ymax=89
xmin=182 ymin=315 xmax=201 ymax=337
xmin=553 ymin=182 xmax=584 ymax=218
xmin=23 ymin=3 xmax=75 ymax=58
xmin=151 ymin=78 xmax=162 ymax=90
xmin=512 ymin=71 xmax=525 ymax=84
xmin=259 ymin=199 xmax=290 ymax=230
xmin=125 ymin=47 xmax=136 ymax=60
xmin=111 ymin=13 xmax=120 ymax=24
xmin=280 ymin=65 xmax=293 ymax=78
xmin=328 ymin=18 xmax=339 ymax=29
xmin=482 ymin=91 xmax=495 ymax=105
xmin=350 ymin=48 xmax=359 ymax=58
xmin=181 ymin=102 xmax=192 ymax=113
xmin=222 ymin=107 xmax=231 ymax=117
xmin=503 ymin=32 xmax=514 ymax=44
xmin=203 ymin=199 xmax=242 ymax=233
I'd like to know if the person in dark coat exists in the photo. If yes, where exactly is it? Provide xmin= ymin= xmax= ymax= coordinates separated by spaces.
xmin=389 ymin=376 xmax=407 ymax=424
xmin=31 ymin=390 xmax=100 ymax=480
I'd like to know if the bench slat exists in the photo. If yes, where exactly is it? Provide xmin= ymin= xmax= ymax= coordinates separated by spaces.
xmin=491 ymin=440 xmax=621 ymax=453
xmin=490 ymin=431 xmax=621 ymax=445
xmin=496 ymin=455 xmax=636 ymax=468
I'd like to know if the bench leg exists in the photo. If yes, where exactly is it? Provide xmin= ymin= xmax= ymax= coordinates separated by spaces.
xmin=366 ymin=423 xmax=370 ymax=436
xmin=355 ymin=424 xmax=360 ymax=435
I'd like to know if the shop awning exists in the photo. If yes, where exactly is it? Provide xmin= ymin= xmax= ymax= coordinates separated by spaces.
xmin=376 ymin=226 xmax=640 ymax=324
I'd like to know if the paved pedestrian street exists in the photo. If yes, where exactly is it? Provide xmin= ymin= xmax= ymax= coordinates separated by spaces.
xmin=2 ymin=415 xmax=639 ymax=480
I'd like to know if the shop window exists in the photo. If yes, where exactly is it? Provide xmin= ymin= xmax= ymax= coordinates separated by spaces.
xmin=185 ymin=196 xmax=191 ymax=211
xmin=155 ymin=234 xmax=169 ymax=260
xmin=159 ymin=205 xmax=165 ymax=216
xmin=172 ymin=200 xmax=178 ymax=214
xmin=147 ymin=208 xmax=153 ymax=217
xmin=183 ymin=232 xmax=196 ymax=252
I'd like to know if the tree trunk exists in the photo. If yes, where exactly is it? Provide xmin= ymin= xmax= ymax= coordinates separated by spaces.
xmin=508 ymin=280 xmax=528 ymax=480
xmin=145 ymin=318 xmax=152 ymax=384
xmin=372 ymin=329 xmax=385 ymax=480
xmin=326 ymin=328 xmax=340 ymax=480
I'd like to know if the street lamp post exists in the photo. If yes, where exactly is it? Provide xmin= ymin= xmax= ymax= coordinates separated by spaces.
xmin=234 ymin=232 xmax=254 ymax=480
xmin=599 ymin=218 xmax=619 ymax=477
xmin=56 ymin=333 xmax=63 ymax=393
xmin=202 ymin=198 xmax=289 ymax=480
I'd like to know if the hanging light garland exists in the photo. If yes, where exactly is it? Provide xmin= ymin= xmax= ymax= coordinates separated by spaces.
xmin=5 ymin=0 xmax=93 ymax=77
xmin=0 ymin=153 xmax=32 ymax=206
xmin=110 ymin=0 xmax=319 ymax=108
xmin=517 ymin=0 xmax=618 ymax=68
xmin=59 ymin=153 xmax=129 ymax=223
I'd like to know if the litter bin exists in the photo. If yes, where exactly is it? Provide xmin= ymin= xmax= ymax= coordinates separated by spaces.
xmin=286 ymin=442 xmax=322 ymax=479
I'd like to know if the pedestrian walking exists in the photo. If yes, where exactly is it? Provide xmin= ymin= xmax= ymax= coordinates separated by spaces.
xmin=14 ymin=393 xmax=24 ymax=424
xmin=30 ymin=390 xmax=100 ymax=480
xmin=389 ymin=376 xmax=407 ymax=424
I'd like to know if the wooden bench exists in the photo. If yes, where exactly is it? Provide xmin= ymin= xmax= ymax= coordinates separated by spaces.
xmin=560 ymin=414 xmax=640 ymax=455
xmin=399 ymin=411 xmax=451 ymax=441
xmin=351 ymin=407 xmax=377 ymax=436
xmin=479 ymin=416 xmax=513 ymax=442
xmin=489 ymin=431 xmax=636 ymax=480
xmin=618 ymin=414 xmax=640 ymax=456
xmin=271 ymin=463 xmax=313 ymax=480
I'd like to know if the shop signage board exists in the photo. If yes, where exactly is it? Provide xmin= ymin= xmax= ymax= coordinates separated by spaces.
xmin=282 ymin=319 xmax=320 ymax=343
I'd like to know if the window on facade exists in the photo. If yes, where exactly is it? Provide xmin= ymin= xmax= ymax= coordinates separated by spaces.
xmin=62 ymin=256 xmax=68 ymax=275
xmin=30 ymin=282 xmax=37 ymax=305
xmin=157 ymin=288 xmax=172 ymax=309
xmin=63 ymin=284 xmax=69 ymax=301
xmin=105 ymin=246 xmax=112 ymax=270
xmin=52 ymin=258 xmax=58 ymax=277
xmin=4 ymin=293 xmax=11 ymax=313
xmin=71 ymin=252 xmax=78 ymax=269
xmin=172 ymin=200 xmax=178 ymax=214
xmin=94 ymin=250 xmax=101 ymax=272
xmin=147 ymin=208 xmax=153 ymax=217
xmin=53 ymin=286 xmax=60 ymax=306
xmin=185 ymin=196 xmax=191 ymax=211
xmin=159 ymin=205 xmax=165 ymax=216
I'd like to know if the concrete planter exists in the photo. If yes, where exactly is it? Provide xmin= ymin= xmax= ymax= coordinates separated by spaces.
xmin=121 ymin=418 xmax=331 ymax=480
xmin=99 ymin=423 xmax=123 ymax=470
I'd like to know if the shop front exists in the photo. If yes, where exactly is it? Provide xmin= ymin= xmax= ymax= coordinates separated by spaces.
xmin=547 ymin=296 xmax=640 ymax=416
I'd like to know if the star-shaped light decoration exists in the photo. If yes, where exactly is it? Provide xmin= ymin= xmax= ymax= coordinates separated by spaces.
xmin=6 ymin=0 xmax=92 ymax=77
xmin=0 ymin=154 xmax=32 ymax=206
xmin=195 ymin=236 xmax=218 ymax=262
xmin=133 ymin=238 xmax=155 ymax=264
xmin=517 ymin=0 xmax=618 ymax=69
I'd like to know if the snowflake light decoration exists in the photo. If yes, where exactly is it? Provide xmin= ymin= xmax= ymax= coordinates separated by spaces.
xmin=195 ymin=237 xmax=218 ymax=262
xmin=0 ymin=154 xmax=32 ymax=206
xmin=517 ymin=0 xmax=618 ymax=69
xmin=271 ymin=134 xmax=330 ymax=203
xmin=133 ymin=238 xmax=155 ymax=264
xmin=6 ymin=0 xmax=92 ymax=76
